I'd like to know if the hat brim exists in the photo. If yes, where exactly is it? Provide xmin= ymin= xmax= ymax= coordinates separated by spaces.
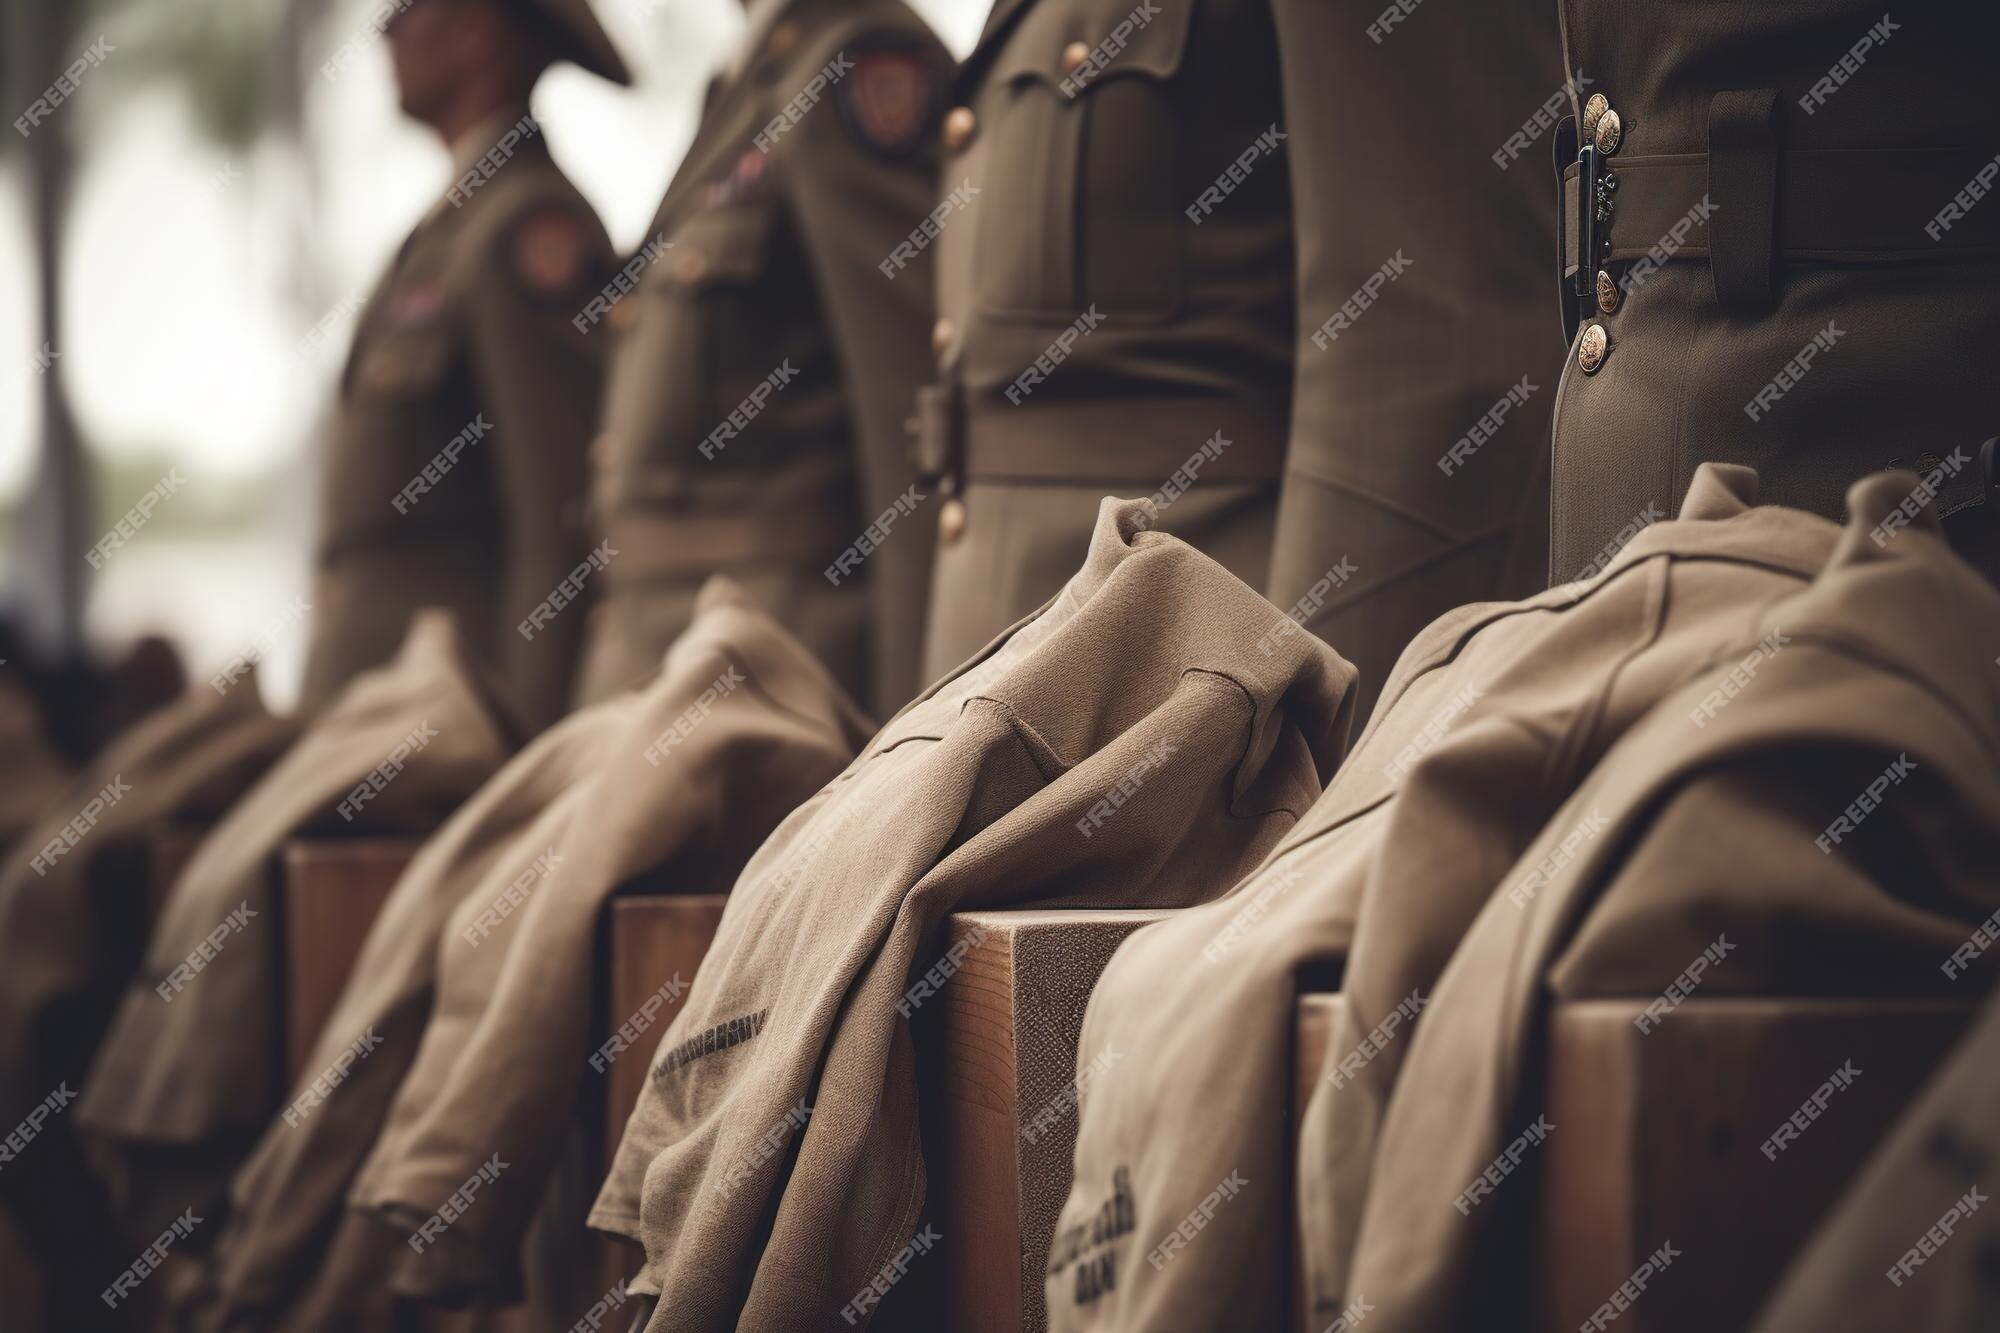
xmin=529 ymin=0 xmax=632 ymax=85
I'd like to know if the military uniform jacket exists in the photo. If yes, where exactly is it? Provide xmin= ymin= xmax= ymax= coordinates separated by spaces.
xmin=589 ymin=498 xmax=1356 ymax=1331
xmin=196 ymin=684 xmax=637 ymax=1333
xmin=76 ymin=614 xmax=516 ymax=1236
xmin=920 ymin=0 xmax=1563 ymax=708
xmin=579 ymin=0 xmax=949 ymax=718
xmin=1549 ymin=0 xmax=2000 ymax=580
xmin=360 ymin=581 xmax=868 ymax=1305
xmin=301 ymin=116 xmax=614 ymax=732
xmin=1046 ymin=466 xmax=2000 ymax=1332
xmin=0 ymin=674 xmax=295 ymax=1327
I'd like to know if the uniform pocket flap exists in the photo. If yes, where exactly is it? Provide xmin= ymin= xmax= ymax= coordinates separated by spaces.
xmin=992 ymin=0 xmax=1193 ymax=94
xmin=662 ymin=202 xmax=777 ymax=290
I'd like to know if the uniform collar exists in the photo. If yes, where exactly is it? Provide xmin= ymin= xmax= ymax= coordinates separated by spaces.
xmin=721 ymin=0 xmax=795 ymax=86
xmin=448 ymin=103 xmax=537 ymax=181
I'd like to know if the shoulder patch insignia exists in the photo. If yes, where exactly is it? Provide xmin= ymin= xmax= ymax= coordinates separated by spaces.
xmin=836 ymin=40 xmax=942 ymax=159
xmin=509 ymin=205 xmax=591 ymax=299
xmin=389 ymin=279 xmax=446 ymax=329
xmin=704 ymin=149 xmax=772 ymax=208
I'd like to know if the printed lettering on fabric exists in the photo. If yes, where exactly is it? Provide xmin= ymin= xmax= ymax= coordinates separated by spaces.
xmin=653 ymin=1008 xmax=771 ymax=1083
xmin=1047 ymin=1165 xmax=1137 ymax=1308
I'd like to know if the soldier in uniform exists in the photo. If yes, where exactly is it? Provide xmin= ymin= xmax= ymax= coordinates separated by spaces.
xmin=298 ymin=0 xmax=628 ymax=732
xmin=572 ymin=0 xmax=951 ymax=719
xmin=919 ymin=0 xmax=1564 ymax=713
xmin=1549 ymin=0 xmax=2000 ymax=583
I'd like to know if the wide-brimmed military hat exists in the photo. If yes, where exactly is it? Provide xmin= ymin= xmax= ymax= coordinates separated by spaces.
xmin=519 ymin=0 xmax=632 ymax=85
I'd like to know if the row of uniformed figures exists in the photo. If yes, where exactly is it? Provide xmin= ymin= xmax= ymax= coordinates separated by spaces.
xmin=8 ymin=0 xmax=1998 ymax=1326
xmin=303 ymin=0 xmax=2000 ymax=742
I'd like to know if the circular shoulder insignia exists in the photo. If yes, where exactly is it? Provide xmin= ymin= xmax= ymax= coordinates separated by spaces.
xmin=835 ymin=38 xmax=945 ymax=159
xmin=509 ymin=204 xmax=593 ymax=300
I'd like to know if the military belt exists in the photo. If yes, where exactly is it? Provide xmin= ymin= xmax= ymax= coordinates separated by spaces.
xmin=1561 ymin=95 xmax=2000 ymax=323
xmin=914 ymin=384 xmax=1289 ymax=488
xmin=604 ymin=509 xmax=859 ymax=579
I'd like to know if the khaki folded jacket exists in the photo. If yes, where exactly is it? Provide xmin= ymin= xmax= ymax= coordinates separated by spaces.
xmin=197 ymin=579 xmax=873 ymax=1331
xmin=590 ymin=498 xmax=1358 ymax=1331
xmin=1050 ymin=465 xmax=2000 ymax=1332
xmin=76 ymin=613 xmax=517 ymax=1237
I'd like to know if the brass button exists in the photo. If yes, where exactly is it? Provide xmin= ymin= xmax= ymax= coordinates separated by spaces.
xmin=608 ymin=298 xmax=638 ymax=333
xmin=1577 ymin=322 xmax=1609 ymax=374
xmin=1593 ymin=107 xmax=1623 ymax=156
xmin=1580 ymin=93 xmax=1609 ymax=141
xmin=942 ymin=106 xmax=976 ymax=152
xmin=1062 ymin=40 xmax=1091 ymax=69
xmin=589 ymin=432 xmax=616 ymax=469
xmin=672 ymin=250 xmax=708 ymax=284
xmin=767 ymin=20 xmax=799 ymax=58
xmin=938 ymin=496 xmax=967 ymax=545
xmin=931 ymin=318 xmax=954 ymax=357
xmin=1594 ymin=269 xmax=1620 ymax=315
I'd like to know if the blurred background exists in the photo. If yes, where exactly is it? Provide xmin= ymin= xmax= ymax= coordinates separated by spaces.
xmin=0 ymin=0 xmax=979 ymax=714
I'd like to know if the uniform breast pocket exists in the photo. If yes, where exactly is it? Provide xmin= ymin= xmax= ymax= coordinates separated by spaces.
xmin=349 ymin=329 xmax=456 ymax=402
xmin=974 ymin=0 xmax=1194 ymax=323
xmin=609 ymin=203 xmax=776 ymax=471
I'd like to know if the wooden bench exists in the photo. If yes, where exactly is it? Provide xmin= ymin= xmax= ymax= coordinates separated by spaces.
xmin=279 ymin=836 xmax=423 ymax=1083
xmin=924 ymin=909 xmax=1175 ymax=1333
xmin=595 ymin=894 xmax=730 ymax=1295
xmin=1289 ymin=992 xmax=1979 ymax=1333
xmin=1533 ymin=995 xmax=1978 ymax=1332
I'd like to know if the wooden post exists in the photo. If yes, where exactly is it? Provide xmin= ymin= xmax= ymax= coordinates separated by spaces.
xmin=279 ymin=837 xmax=422 ymax=1083
xmin=927 ymin=908 xmax=1175 ymax=1333
xmin=1292 ymin=992 xmax=1343 ymax=1333
xmin=145 ymin=821 xmax=208 ymax=920
xmin=1533 ymin=996 xmax=1978 ymax=1332
xmin=594 ymin=894 xmax=730 ymax=1298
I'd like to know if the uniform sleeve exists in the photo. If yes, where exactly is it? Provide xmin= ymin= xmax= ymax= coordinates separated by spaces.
xmin=777 ymin=24 xmax=953 ymax=716
xmin=1262 ymin=0 xmax=1564 ymax=716
xmin=463 ymin=198 xmax=612 ymax=730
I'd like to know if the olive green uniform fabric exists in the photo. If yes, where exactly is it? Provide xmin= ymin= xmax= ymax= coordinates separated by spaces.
xmin=300 ymin=112 xmax=615 ymax=732
xmin=75 ymin=613 xmax=516 ymax=1237
xmin=575 ymin=0 xmax=950 ymax=719
xmin=921 ymin=0 xmax=1295 ymax=682
xmin=1260 ymin=0 xmax=1563 ymax=712
xmin=921 ymin=0 xmax=1563 ymax=714
xmin=1750 ymin=992 xmax=2000 ymax=1333
xmin=192 ymin=682 xmax=635 ymax=1333
xmin=0 ymin=674 xmax=295 ymax=1330
xmin=1045 ymin=467 xmax=2000 ymax=1332
xmin=591 ymin=497 xmax=1356 ymax=1331
xmin=1548 ymin=0 xmax=2000 ymax=581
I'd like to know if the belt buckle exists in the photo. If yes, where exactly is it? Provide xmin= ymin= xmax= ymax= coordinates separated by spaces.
xmin=1574 ymin=143 xmax=1602 ymax=301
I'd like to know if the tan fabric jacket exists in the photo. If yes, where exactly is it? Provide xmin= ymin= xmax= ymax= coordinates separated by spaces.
xmin=196 ymin=678 xmax=637 ymax=1333
xmin=357 ymin=578 xmax=870 ymax=1305
xmin=1751 ymin=991 xmax=2000 ymax=1332
xmin=0 ymin=673 xmax=295 ymax=1326
xmin=76 ymin=614 xmax=516 ymax=1235
xmin=1049 ymin=466 xmax=2000 ymax=1331
xmin=1334 ymin=470 xmax=2000 ymax=1332
xmin=590 ymin=497 xmax=1356 ymax=1331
